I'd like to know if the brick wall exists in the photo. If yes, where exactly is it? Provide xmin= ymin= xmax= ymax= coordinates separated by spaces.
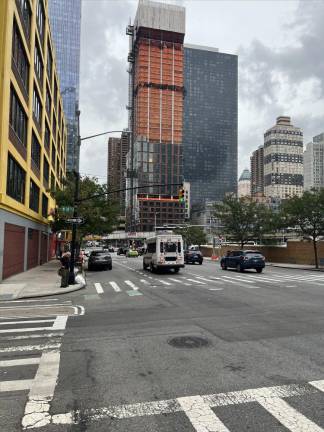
xmin=200 ymin=241 xmax=324 ymax=266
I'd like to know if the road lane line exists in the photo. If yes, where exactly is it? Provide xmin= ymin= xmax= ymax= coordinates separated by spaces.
xmin=0 ymin=379 xmax=33 ymax=392
xmin=109 ymin=281 xmax=122 ymax=292
xmin=256 ymin=396 xmax=324 ymax=432
xmin=125 ymin=280 xmax=140 ymax=290
xmin=94 ymin=283 xmax=104 ymax=294
xmin=209 ymin=288 xmax=224 ymax=291
xmin=178 ymin=395 xmax=231 ymax=432
xmin=0 ymin=357 xmax=40 ymax=367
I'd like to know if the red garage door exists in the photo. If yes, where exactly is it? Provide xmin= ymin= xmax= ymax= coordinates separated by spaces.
xmin=40 ymin=232 xmax=48 ymax=265
xmin=27 ymin=229 xmax=39 ymax=270
xmin=3 ymin=223 xmax=25 ymax=279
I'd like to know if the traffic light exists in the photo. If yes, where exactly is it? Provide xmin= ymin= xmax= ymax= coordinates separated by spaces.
xmin=178 ymin=185 xmax=185 ymax=203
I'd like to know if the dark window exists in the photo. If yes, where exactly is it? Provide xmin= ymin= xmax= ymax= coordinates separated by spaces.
xmin=51 ymin=172 xmax=55 ymax=191
xmin=44 ymin=122 xmax=50 ymax=151
xmin=43 ymin=156 xmax=49 ymax=184
xmin=41 ymin=193 xmax=48 ymax=217
xmin=34 ymin=40 xmax=43 ymax=84
xmin=46 ymin=41 xmax=52 ymax=80
xmin=17 ymin=0 xmax=31 ymax=41
xmin=32 ymin=86 xmax=42 ymax=126
xmin=29 ymin=179 xmax=39 ymax=212
xmin=12 ymin=19 xmax=29 ymax=91
xmin=178 ymin=241 xmax=181 ymax=253
xmin=51 ymin=144 xmax=56 ymax=167
xmin=36 ymin=0 xmax=45 ymax=44
xmin=6 ymin=153 xmax=26 ymax=203
xmin=45 ymin=85 xmax=51 ymax=115
xmin=53 ymin=115 xmax=56 ymax=140
xmin=9 ymin=86 xmax=27 ymax=146
xmin=31 ymin=132 xmax=41 ymax=169
xmin=53 ymin=80 xmax=58 ymax=111
xmin=147 ymin=242 xmax=156 ymax=253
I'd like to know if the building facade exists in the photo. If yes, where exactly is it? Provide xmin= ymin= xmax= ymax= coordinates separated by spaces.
xmin=250 ymin=145 xmax=264 ymax=197
xmin=238 ymin=169 xmax=251 ymax=198
xmin=183 ymin=44 xmax=238 ymax=205
xmin=48 ymin=0 xmax=81 ymax=172
xmin=304 ymin=133 xmax=324 ymax=190
xmin=0 ymin=0 xmax=67 ymax=280
xmin=264 ymin=116 xmax=303 ymax=199
xmin=126 ymin=0 xmax=186 ymax=232
xmin=107 ymin=131 xmax=129 ymax=216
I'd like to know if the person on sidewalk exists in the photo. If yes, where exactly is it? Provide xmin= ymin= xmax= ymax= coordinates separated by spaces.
xmin=60 ymin=245 xmax=71 ymax=288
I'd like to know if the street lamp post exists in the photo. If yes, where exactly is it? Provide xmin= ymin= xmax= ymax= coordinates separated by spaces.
xmin=68 ymin=118 xmax=130 ymax=283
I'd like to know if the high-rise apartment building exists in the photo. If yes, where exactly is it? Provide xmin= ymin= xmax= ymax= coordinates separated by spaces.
xmin=250 ymin=145 xmax=264 ymax=197
xmin=183 ymin=45 xmax=238 ymax=205
xmin=126 ymin=0 xmax=186 ymax=231
xmin=304 ymin=133 xmax=324 ymax=190
xmin=0 ymin=0 xmax=67 ymax=280
xmin=107 ymin=131 xmax=129 ymax=215
xmin=238 ymin=169 xmax=251 ymax=198
xmin=48 ymin=0 xmax=81 ymax=172
xmin=264 ymin=116 xmax=303 ymax=199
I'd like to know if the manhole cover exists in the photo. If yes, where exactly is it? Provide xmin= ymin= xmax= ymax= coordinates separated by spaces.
xmin=168 ymin=336 xmax=210 ymax=349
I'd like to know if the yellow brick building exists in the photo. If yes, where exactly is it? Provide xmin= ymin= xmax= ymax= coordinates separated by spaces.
xmin=0 ymin=0 xmax=67 ymax=279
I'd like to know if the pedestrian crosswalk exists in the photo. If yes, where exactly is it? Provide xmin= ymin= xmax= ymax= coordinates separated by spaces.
xmin=93 ymin=269 xmax=324 ymax=298
xmin=0 ymin=300 xmax=74 ymax=429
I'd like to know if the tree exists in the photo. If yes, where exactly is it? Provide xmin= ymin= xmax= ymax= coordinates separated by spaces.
xmin=174 ymin=226 xmax=207 ymax=248
xmin=213 ymin=194 xmax=275 ymax=248
xmin=52 ymin=174 xmax=119 ymax=239
xmin=281 ymin=189 xmax=324 ymax=268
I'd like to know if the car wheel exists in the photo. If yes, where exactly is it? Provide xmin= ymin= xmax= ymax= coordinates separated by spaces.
xmin=221 ymin=262 xmax=227 ymax=270
xmin=150 ymin=263 xmax=155 ymax=273
xmin=199 ymin=261 xmax=202 ymax=265
xmin=236 ymin=263 xmax=243 ymax=272
xmin=256 ymin=268 xmax=263 ymax=273
xmin=174 ymin=268 xmax=180 ymax=273
xmin=108 ymin=264 xmax=112 ymax=270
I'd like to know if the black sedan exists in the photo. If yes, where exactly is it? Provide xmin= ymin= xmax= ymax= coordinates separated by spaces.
xmin=220 ymin=250 xmax=265 ymax=273
xmin=184 ymin=250 xmax=203 ymax=265
xmin=88 ymin=250 xmax=112 ymax=271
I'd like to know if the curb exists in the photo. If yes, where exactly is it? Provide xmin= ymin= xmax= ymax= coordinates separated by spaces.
xmin=267 ymin=263 xmax=324 ymax=272
xmin=15 ymin=281 xmax=87 ymax=300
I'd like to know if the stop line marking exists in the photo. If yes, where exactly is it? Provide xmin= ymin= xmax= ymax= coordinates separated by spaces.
xmin=47 ymin=380 xmax=324 ymax=431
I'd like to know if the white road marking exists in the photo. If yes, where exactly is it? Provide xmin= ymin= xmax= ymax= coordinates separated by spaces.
xmin=0 ymin=327 xmax=56 ymax=334
xmin=0 ymin=319 xmax=55 ymax=326
xmin=0 ymin=379 xmax=33 ymax=392
xmin=94 ymin=283 xmax=104 ymax=294
xmin=182 ymin=278 xmax=206 ymax=285
xmin=209 ymin=288 xmax=224 ymax=291
xmin=221 ymin=275 xmax=255 ymax=284
xmin=168 ymin=278 xmax=191 ymax=286
xmin=125 ymin=280 xmax=139 ymax=291
xmin=178 ymin=395 xmax=231 ymax=432
xmin=156 ymin=279 xmax=171 ymax=286
xmin=0 ymin=303 xmax=73 ymax=309
xmin=22 ymin=351 xmax=61 ymax=429
xmin=194 ymin=276 xmax=221 ymax=283
xmin=310 ymin=380 xmax=324 ymax=392
xmin=0 ymin=343 xmax=61 ymax=353
xmin=0 ymin=298 xmax=61 ymax=304
xmin=0 ymin=357 xmax=40 ymax=367
xmin=49 ymin=381 xmax=319 ymax=428
xmin=140 ymin=279 xmax=150 ymax=285
xmin=109 ymin=281 xmax=122 ymax=292
xmin=52 ymin=315 xmax=68 ymax=331
xmin=2 ymin=333 xmax=64 ymax=341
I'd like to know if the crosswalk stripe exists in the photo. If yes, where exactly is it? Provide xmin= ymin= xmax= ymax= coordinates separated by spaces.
xmin=0 ymin=343 xmax=61 ymax=353
xmin=0 ymin=357 xmax=40 ymax=367
xmin=94 ymin=283 xmax=104 ymax=294
xmin=156 ymin=279 xmax=171 ymax=286
xmin=2 ymin=333 xmax=63 ymax=340
xmin=109 ymin=281 xmax=122 ymax=292
xmin=140 ymin=279 xmax=150 ymax=285
xmin=256 ymin=396 xmax=324 ymax=432
xmin=0 ymin=319 xmax=55 ymax=326
xmin=194 ymin=276 xmax=221 ymax=283
xmin=309 ymin=380 xmax=324 ymax=392
xmin=0 ymin=326 xmax=56 ymax=334
xmin=125 ymin=280 xmax=139 ymax=290
xmin=168 ymin=278 xmax=191 ymax=286
xmin=0 ymin=379 xmax=33 ymax=392
xmin=221 ymin=275 xmax=255 ymax=284
xmin=181 ymin=278 xmax=206 ymax=285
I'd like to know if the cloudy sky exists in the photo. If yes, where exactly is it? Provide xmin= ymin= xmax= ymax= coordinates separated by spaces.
xmin=79 ymin=0 xmax=324 ymax=181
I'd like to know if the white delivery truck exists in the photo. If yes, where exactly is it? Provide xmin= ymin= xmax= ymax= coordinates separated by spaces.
xmin=143 ymin=234 xmax=184 ymax=273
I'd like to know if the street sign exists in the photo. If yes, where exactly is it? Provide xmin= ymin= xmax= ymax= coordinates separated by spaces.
xmin=60 ymin=206 xmax=74 ymax=214
xmin=65 ymin=217 xmax=85 ymax=225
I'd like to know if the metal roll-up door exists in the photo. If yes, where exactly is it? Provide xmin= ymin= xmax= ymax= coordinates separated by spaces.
xmin=3 ymin=223 xmax=25 ymax=279
xmin=27 ymin=229 xmax=39 ymax=270
xmin=40 ymin=232 xmax=48 ymax=264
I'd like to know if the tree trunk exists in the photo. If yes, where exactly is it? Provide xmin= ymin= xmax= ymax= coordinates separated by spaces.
xmin=313 ymin=238 xmax=319 ymax=269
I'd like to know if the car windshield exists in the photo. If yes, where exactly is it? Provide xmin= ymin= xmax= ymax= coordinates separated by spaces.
xmin=245 ymin=252 xmax=262 ymax=257
xmin=91 ymin=251 xmax=106 ymax=256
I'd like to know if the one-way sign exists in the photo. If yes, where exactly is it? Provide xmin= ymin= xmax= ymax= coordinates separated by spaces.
xmin=65 ymin=217 xmax=85 ymax=225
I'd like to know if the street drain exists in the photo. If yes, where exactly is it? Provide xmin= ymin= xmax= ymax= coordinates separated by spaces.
xmin=168 ymin=336 xmax=210 ymax=349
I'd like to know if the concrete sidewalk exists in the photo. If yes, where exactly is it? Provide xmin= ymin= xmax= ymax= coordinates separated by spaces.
xmin=267 ymin=262 xmax=324 ymax=271
xmin=0 ymin=259 xmax=86 ymax=301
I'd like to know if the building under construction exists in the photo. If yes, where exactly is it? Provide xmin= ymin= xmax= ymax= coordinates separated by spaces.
xmin=126 ymin=0 xmax=185 ymax=232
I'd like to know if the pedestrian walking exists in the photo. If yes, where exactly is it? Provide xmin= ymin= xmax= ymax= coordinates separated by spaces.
xmin=59 ymin=245 xmax=71 ymax=288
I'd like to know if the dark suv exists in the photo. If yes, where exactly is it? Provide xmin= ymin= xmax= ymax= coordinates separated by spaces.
xmin=88 ymin=250 xmax=112 ymax=271
xmin=220 ymin=250 xmax=265 ymax=273
xmin=184 ymin=250 xmax=203 ymax=265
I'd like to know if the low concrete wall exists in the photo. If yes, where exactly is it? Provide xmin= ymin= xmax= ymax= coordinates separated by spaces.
xmin=200 ymin=241 xmax=324 ymax=267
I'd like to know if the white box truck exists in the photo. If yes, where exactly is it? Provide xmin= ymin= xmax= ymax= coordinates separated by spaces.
xmin=143 ymin=234 xmax=184 ymax=273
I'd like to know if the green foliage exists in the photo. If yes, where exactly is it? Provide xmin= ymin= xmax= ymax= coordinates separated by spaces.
xmin=213 ymin=194 xmax=275 ymax=248
xmin=280 ymin=188 xmax=324 ymax=268
xmin=174 ymin=226 xmax=207 ymax=247
xmin=52 ymin=173 xmax=119 ymax=237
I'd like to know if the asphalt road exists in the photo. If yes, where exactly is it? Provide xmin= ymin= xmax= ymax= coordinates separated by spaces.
xmin=2 ymin=255 xmax=324 ymax=431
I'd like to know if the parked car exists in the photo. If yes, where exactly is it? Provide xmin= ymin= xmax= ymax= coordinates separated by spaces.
xmin=117 ymin=247 xmax=128 ymax=255
xmin=127 ymin=249 xmax=139 ymax=258
xmin=220 ymin=250 xmax=265 ymax=273
xmin=184 ymin=249 xmax=203 ymax=265
xmin=88 ymin=250 xmax=112 ymax=271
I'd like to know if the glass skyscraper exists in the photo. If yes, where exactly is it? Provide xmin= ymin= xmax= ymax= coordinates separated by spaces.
xmin=48 ymin=0 xmax=81 ymax=172
xmin=183 ymin=44 xmax=238 ymax=205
